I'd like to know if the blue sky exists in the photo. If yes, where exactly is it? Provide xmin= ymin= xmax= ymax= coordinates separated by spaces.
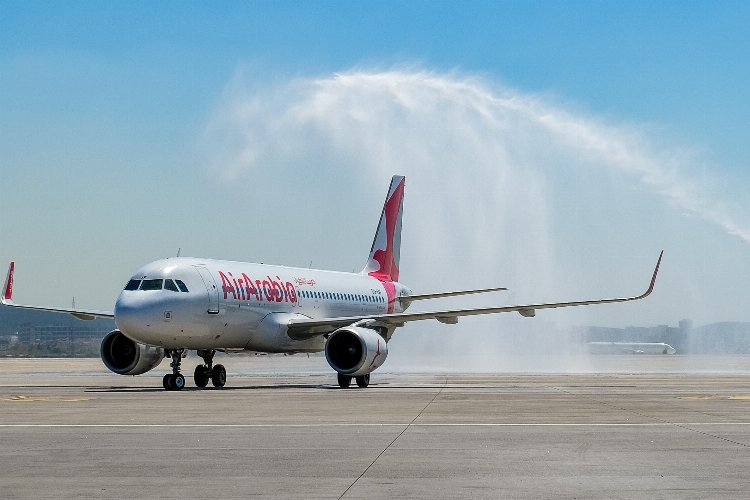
xmin=1 ymin=1 xmax=749 ymax=329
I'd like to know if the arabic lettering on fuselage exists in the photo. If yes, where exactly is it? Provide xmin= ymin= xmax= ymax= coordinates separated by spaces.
xmin=293 ymin=277 xmax=316 ymax=286
xmin=218 ymin=271 xmax=297 ymax=304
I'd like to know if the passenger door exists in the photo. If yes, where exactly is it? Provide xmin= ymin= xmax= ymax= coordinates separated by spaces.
xmin=193 ymin=265 xmax=220 ymax=314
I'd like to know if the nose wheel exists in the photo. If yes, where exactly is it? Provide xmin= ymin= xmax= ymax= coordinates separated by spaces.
xmin=163 ymin=349 xmax=186 ymax=391
xmin=163 ymin=372 xmax=185 ymax=390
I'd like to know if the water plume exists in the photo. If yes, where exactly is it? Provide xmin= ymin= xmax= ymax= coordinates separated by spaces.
xmin=204 ymin=68 xmax=749 ymax=372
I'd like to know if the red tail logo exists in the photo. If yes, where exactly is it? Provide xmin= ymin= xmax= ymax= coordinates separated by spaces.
xmin=363 ymin=176 xmax=405 ymax=312
xmin=3 ymin=261 xmax=14 ymax=301
xmin=363 ymin=176 xmax=404 ymax=282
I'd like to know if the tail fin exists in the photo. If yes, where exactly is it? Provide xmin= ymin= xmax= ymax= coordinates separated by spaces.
xmin=2 ymin=261 xmax=14 ymax=304
xmin=362 ymin=175 xmax=405 ymax=282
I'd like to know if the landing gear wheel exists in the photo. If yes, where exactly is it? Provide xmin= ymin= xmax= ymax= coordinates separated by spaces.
xmin=211 ymin=364 xmax=226 ymax=388
xmin=163 ymin=349 xmax=185 ymax=391
xmin=356 ymin=374 xmax=370 ymax=388
xmin=194 ymin=365 xmax=209 ymax=388
xmin=172 ymin=373 xmax=185 ymax=390
xmin=337 ymin=374 xmax=352 ymax=388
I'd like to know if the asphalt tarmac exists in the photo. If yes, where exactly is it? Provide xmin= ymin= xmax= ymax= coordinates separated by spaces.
xmin=1 ymin=356 xmax=750 ymax=499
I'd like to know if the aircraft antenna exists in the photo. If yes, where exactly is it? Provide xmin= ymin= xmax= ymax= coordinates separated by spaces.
xmin=176 ymin=248 xmax=181 ymax=257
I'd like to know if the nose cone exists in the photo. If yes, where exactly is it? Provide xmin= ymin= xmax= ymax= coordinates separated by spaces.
xmin=114 ymin=292 xmax=152 ymax=341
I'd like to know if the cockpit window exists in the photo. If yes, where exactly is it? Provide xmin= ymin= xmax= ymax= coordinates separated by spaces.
xmin=124 ymin=279 xmax=141 ymax=291
xmin=175 ymin=280 xmax=189 ymax=292
xmin=164 ymin=279 xmax=179 ymax=292
xmin=140 ymin=279 xmax=164 ymax=291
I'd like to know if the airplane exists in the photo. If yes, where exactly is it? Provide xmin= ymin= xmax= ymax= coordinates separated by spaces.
xmin=2 ymin=175 xmax=663 ymax=390
xmin=587 ymin=342 xmax=677 ymax=355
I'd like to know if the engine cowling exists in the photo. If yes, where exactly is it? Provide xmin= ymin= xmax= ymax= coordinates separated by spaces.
xmin=100 ymin=330 xmax=165 ymax=375
xmin=325 ymin=326 xmax=388 ymax=377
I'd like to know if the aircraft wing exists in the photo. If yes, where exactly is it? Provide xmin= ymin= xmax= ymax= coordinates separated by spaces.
xmin=287 ymin=251 xmax=663 ymax=340
xmin=398 ymin=286 xmax=508 ymax=306
xmin=2 ymin=262 xmax=114 ymax=320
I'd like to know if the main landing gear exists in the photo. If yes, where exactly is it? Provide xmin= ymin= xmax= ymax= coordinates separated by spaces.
xmin=193 ymin=349 xmax=226 ymax=389
xmin=337 ymin=373 xmax=370 ymax=389
xmin=162 ymin=349 xmax=226 ymax=391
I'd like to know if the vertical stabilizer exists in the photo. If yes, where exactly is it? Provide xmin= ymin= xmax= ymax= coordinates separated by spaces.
xmin=362 ymin=176 xmax=405 ymax=282
xmin=2 ymin=262 xmax=14 ymax=304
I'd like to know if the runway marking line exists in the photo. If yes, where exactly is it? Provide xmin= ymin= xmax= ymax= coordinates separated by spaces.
xmin=2 ymin=395 xmax=91 ymax=402
xmin=1 ymin=422 xmax=750 ymax=428
xmin=680 ymin=395 xmax=750 ymax=400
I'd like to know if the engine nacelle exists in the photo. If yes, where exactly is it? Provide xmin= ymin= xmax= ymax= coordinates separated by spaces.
xmin=100 ymin=330 xmax=165 ymax=375
xmin=325 ymin=326 xmax=388 ymax=377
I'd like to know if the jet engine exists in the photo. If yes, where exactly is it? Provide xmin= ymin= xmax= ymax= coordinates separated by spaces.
xmin=100 ymin=330 xmax=165 ymax=375
xmin=325 ymin=326 xmax=388 ymax=377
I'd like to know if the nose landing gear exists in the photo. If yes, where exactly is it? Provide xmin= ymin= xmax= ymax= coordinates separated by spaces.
xmin=163 ymin=349 xmax=186 ymax=391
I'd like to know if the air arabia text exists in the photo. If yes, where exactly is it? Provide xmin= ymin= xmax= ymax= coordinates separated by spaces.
xmin=218 ymin=271 xmax=297 ymax=304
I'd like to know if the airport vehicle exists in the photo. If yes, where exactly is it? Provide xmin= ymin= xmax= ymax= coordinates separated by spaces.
xmin=2 ymin=175 xmax=663 ymax=390
xmin=587 ymin=342 xmax=676 ymax=355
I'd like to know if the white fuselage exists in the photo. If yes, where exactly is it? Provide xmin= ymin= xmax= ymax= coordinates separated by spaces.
xmin=114 ymin=257 xmax=412 ymax=352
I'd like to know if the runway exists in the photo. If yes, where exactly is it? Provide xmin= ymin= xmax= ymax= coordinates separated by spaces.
xmin=2 ymin=356 xmax=750 ymax=499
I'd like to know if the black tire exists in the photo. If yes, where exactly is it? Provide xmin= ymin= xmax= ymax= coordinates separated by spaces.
xmin=194 ymin=365 xmax=209 ymax=388
xmin=337 ymin=373 xmax=352 ymax=388
xmin=211 ymin=364 xmax=226 ymax=388
xmin=355 ymin=374 xmax=370 ymax=388
xmin=163 ymin=374 xmax=173 ymax=390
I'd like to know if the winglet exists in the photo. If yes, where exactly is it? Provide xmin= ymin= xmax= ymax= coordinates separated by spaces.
xmin=2 ymin=261 xmax=15 ymax=305
xmin=639 ymin=250 xmax=663 ymax=299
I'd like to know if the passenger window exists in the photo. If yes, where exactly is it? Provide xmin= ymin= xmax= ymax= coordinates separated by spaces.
xmin=124 ymin=279 xmax=140 ymax=291
xmin=175 ymin=280 xmax=189 ymax=292
xmin=164 ymin=279 xmax=179 ymax=292
xmin=140 ymin=279 xmax=164 ymax=291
